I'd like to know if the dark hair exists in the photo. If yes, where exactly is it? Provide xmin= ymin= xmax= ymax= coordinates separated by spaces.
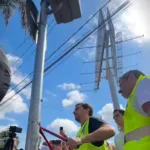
xmin=76 ymin=103 xmax=93 ymax=116
xmin=113 ymin=109 xmax=125 ymax=116
xmin=120 ymin=70 xmax=145 ymax=81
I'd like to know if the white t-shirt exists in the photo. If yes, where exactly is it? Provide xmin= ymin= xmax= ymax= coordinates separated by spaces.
xmin=136 ymin=78 xmax=150 ymax=106
xmin=40 ymin=145 xmax=49 ymax=150
xmin=134 ymin=78 xmax=150 ymax=115
xmin=114 ymin=131 xmax=124 ymax=150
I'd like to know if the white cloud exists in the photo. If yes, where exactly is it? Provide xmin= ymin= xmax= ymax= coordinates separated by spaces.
xmin=7 ymin=54 xmax=23 ymax=68
xmin=108 ymin=0 xmax=127 ymax=11
xmin=0 ymin=89 xmax=28 ymax=119
xmin=83 ymin=34 xmax=97 ymax=60
xmin=87 ymin=15 xmax=98 ymax=29
xmin=97 ymin=103 xmax=124 ymax=122
xmin=46 ymin=90 xmax=57 ymax=97
xmin=11 ymin=72 xmax=31 ymax=99
xmin=7 ymin=54 xmax=31 ymax=99
xmin=77 ymin=0 xmax=150 ymax=61
xmin=58 ymin=83 xmax=81 ymax=91
xmin=62 ymin=90 xmax=86 ymax=107
xmin=109 ymin=0 xmax=150 ymax=42
xmin=69 ymin=38 xmax=76 ymax=44
xmin=4 ymin=117 xmax=16 ymax=122
xmin=77 ymin=0 xmax=150 ymax=62
xmin=49 ymin=118 xmax=79 ymax=135
xmin=76 ymin=34 xmax=97 ymax=61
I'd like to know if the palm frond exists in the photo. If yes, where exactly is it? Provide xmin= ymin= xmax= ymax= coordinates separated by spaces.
xmin=0 ymin=0 xmax=16 ymax=9
xmin=1 ymin=0 xmax=16 ymax=26
xmin=25 ymin=0 xmax=39 ymax=41
xmin=1 ymin=0 xmax=38 ymax=39
xmin=2 ymin=5 xmax=13 ymax=26
xmin=18 ymin=0 xmax=28 ymax=30
xmin=1 ymin=0 xmax=27 ymax=30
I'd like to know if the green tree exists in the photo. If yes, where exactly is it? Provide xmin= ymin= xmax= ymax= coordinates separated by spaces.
xmin=0 ymin=130 xmax=9 ymax=148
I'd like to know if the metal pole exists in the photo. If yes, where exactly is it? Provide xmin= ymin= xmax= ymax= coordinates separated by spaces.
xmin=106 ymin=38 xmax=120 ymax=110
xmin=107 ymin=68 xmax=120 ymax=110
xmin=25 ymin=0 xmax=48 ymax=149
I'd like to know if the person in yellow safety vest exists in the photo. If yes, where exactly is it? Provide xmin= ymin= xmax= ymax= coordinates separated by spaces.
xmin=66 ymin=103 xmax=115 ymax=150
xmin=118 ymin=70 xmax=150 ymax=150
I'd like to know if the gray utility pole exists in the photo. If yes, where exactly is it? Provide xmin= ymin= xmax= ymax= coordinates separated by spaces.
xmin=105 ymin=31 xmax=120 ymax=110
xmin=25 ymin=0 xmax=81 ymax=149
xmin=25 ymin=0 xmax=48 ymax=149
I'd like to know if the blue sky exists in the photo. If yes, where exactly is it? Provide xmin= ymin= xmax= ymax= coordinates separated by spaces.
xmin=0 ymin=0 xmax=150 ymax=148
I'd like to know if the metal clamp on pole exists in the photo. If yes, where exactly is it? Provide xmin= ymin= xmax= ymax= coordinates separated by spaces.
xmin=47 ymin=0 xmax=81 ymax=24
xmin=47 ymin=0 xmax=63 ymax=14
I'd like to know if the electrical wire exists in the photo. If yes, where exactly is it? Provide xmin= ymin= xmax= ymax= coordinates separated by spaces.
xmin=0 ymin=0 xmax=130 ymax=110
xmin=10 ymin=19 xmax=55 ymax=75
xmin=44 ymin=0 xmax=110 ymax=62
xmin=6 ymin=3 xmax=104 ymax=95
xmin=9 ymin=22 xmax=57 ymax=90
xmin=7 ymin=36 xmax=30 ymax=58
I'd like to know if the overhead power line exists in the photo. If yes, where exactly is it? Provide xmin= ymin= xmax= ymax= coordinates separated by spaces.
xmin=0 ymin=0 xmax=130 ymax=110
xmin=45 ymin=0 xmax=110 ymax=62
xmin=11 ymin=22 xmax=57 ymax=76
xmin=0 ymin=30 xmax=90 ymax=107
xmin=7 ymin=1 xmax=108 ymax=94
xmin=10 ymin=19 xmax=56 ymax=75
xmin=7 ymin=36 xmax=30 ymax=58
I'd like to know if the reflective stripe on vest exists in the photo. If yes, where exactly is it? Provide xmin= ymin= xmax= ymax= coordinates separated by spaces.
xmin=76 ymin=118 xmax=106 ymax=150
xmin=124 ymin=75 xmax=150 ymax=135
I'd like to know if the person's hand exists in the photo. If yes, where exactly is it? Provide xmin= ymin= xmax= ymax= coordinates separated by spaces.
xmin=61 ymin=141 xmax=70 ymax=150
xmin=67 ymin=137 xmax=82 ymax=149
xmin=60 ymin=130 xmax=67 ymax=138
xmin=61 ymin=141 xmax=67 ymax=147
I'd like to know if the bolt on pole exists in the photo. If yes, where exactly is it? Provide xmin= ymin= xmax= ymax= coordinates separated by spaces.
xmin=25 ymin=0 xmax=48 ymax=149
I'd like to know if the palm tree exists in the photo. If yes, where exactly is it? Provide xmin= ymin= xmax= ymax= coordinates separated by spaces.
xmin=0 ymin=0 xmax=38 ymax=40
xmin=0 ymin=0 xmax=27 ymax=29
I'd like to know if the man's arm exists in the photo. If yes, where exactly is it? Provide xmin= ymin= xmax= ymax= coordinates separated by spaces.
xmin=136 ymin=78 xmax=150 ymax=116
xmin=81 ymin=124 xmax=115 ymax=143
xmin=67 ymin=118 xmax=115 ymax=148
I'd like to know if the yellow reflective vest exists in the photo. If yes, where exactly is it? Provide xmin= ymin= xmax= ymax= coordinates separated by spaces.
xmin=124 ymin=75 xmax=150 ymax=150
xmin=76 ymin=118 xmax=107 ymax=150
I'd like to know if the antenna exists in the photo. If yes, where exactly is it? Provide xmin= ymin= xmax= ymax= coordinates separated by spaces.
xmin=105 ymin=8 xmax=120 ymax=109
xmin=80 ymin=1 xmax=142 ymax=109
xmin=116 ymin=32 xmax=123 ymax=83
xmin=94 ymin=9 xmax=106 ymax=90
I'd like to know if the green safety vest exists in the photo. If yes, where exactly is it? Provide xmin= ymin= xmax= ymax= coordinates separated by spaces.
xmin=124 ymin=75 xmax=150 ymax=150
xmin=76 ymin=118 xmax=107 ymax=150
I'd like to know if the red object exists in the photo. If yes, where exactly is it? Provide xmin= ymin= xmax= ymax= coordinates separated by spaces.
xmin=40 ymin=126 xmax=68 ymax=150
